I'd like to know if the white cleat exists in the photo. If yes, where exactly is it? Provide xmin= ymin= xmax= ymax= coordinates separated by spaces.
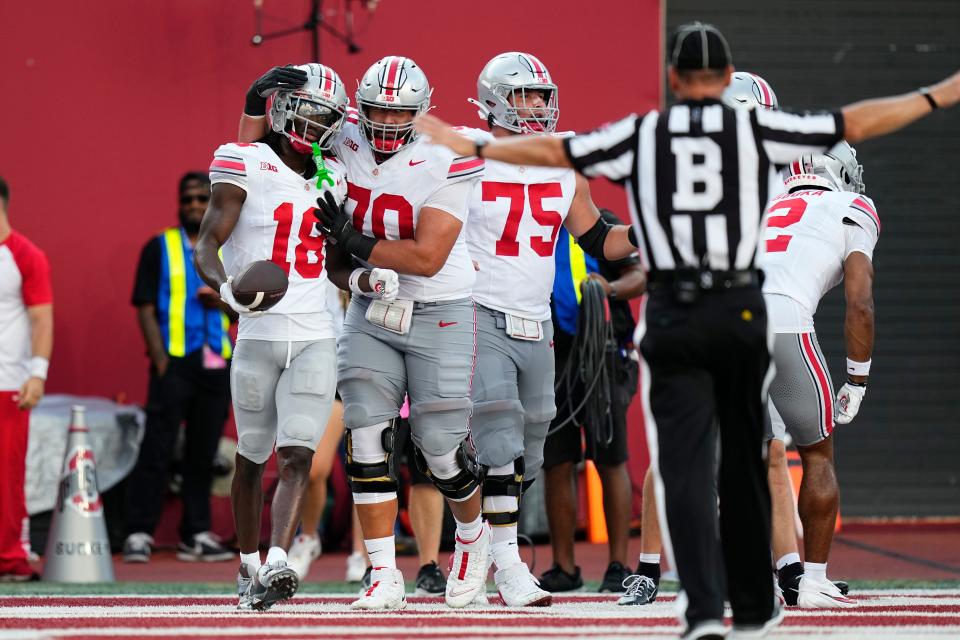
xmin=495 ymin=562 xmax=552 ymax=607
xmin=287 ymin=534 xmax=321 ymax=580
xmin=445 ymin=523 xmax=491 ymax=608
xmin=345 ymin=550 xmax=367 ymax=583
xmin=351 ymin=567 xmax=407 ymax=610
xmin=797 ymin=575 xmax=857 ymax=608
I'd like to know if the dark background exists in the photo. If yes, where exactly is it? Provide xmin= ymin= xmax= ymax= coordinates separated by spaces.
xmin=669 ymin=0 xmax=960 ymax=517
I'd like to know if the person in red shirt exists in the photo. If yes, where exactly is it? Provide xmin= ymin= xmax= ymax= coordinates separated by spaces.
xmin=0 ymin=176 xmax=53 ymax=582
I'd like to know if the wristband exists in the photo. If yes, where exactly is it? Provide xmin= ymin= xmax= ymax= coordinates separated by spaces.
xmin=846 ymin=357 xmax=871 ymax=377
xmin=348 ymin=268 xmax=367 ymax=295
xmin=475 ymin=139 xmax=487 ymax=158
xmin=29 ymin=356 xmax=49 ymax=381
xmin=919 ymin=87 xmax=939 ymax=111
xmin=628 ymin=225 xmax=639 ymax=248
xmin=608 ymin=281 xmax=619 ymax=300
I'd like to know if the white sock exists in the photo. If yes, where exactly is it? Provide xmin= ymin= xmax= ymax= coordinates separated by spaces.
xmin=265 ymin=546 xmax=287 ymax=565
xmin=490 ymin=535 xmax=522 ymax=571
xmin=638 ymin=553 xmax=661 ymax=565
xmin=455 ymin=514 xmax=484 ymax=543
xmin=804 ymin=561 xmax=827 ymax=582
xmin=776 ymin=553 xmax=801 ymax=571
xmin=364 ymin=535 xmax=396 ymax=570
xmin=240 ymin=551 xmax=261 ymax=571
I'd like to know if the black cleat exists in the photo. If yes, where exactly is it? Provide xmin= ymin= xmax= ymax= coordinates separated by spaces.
xmin=415 ymin=561 xmax=447 ymax=596
xmin=538 ymin=564 xmax=583 ymax=593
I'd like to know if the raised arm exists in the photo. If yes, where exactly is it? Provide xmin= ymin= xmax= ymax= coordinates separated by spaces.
xmin=842 ymin=70 xmax=960 ymax=143
xmin=238 ymin=66 xmax=308 ymax=142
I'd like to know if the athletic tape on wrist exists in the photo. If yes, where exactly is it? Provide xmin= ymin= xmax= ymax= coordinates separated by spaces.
xmin=846 ymin=358 xmax=871 ymax=377
xmin=348 ymin=268 xmax=367 ymax=295
xmin=30 ymin=356 xmax=49 ymax=380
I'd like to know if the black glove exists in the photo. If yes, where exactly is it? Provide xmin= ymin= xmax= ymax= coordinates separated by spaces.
xmin=244 ymin=66 xmax=309 ymax=116
xmin=314 ymin=191 xmax=378 ymax=261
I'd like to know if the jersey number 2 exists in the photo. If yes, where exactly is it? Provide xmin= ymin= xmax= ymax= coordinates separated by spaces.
xmin=483 ymin=181 xmax=563 ymax=257
xmin=765 ymin=198 xmax=808 ymax=253
xmin=271 ymin=203 xmax=324 ymax=278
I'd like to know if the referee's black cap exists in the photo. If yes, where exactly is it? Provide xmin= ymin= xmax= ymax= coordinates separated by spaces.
xmin=669 ymin=21 xmax=732 ymax=71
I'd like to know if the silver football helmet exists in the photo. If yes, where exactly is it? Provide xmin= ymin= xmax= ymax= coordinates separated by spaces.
xmin=722 ymin=71 xmax=778 ymax=110
xmin=469 ymin=52 xmax=559 ymax=134
xmin=269 ymin=63 xmax=348 ymax=153
xmin=355 ymin=56 xmax=432 ymax=154
xmin=784 ymin=141 xmax=866 ymax=194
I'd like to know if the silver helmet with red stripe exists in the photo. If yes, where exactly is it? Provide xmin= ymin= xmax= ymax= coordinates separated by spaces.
xmin=355 ymin=56 xmax=432 ymax=154
xmin=784 ymin=141 xmax=865 ymax=194
xmin=469 ymin=52 xmax=560 ymax=134
xmin=722 ymin=71 xmax=778 ymax=110
xmin=268 ymin=64 xmax=348 ymax=154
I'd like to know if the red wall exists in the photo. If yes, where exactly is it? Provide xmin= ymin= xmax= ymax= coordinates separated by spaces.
xmin=2 ymin=0 xmax=661 ymax=479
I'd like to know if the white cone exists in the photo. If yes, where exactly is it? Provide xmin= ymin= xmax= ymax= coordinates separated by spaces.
xmin=42 ymin=406 xmax=114 ymax=582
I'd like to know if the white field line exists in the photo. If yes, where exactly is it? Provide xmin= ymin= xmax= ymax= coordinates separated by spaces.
xmin=4 ymin=589 xmax=960 ymax=599
xmin=2 ymin=624 xmax=960 ymax=640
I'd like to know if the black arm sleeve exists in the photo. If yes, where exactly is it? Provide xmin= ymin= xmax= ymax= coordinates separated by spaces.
xmin=575 ymin=216 xmax=614 ymax=260
xmin=131 ymin=237 xmax=161 ymax=306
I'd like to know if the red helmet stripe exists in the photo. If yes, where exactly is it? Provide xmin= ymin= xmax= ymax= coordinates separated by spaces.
xmin=526 ymin=54 xmax=547 ymax=81
xmin=750 ymin=73 xmax=773 ymax=107
xmin=321 ymin=67 xmax=332 ymax=95
xmin=384 ymin=56 xmax=402 ymax=96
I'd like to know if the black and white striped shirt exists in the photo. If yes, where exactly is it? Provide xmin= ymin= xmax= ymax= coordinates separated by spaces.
xmin=562 ymin=100 xmax=844 ymax=274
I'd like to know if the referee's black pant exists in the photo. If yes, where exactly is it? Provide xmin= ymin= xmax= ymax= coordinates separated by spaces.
xmin=639 ymin=286 xmax=773 ymax=627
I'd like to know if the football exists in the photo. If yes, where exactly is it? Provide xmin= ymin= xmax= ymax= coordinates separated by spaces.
xmin=231 ymin=260 xmax=288 ymax=311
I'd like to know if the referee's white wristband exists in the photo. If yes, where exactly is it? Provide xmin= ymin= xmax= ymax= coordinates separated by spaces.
xmin=846 ymin=358 xmax=871 ymax=377
xmin=29 ymin=356 xmax=49 ymax=381
xmin=348 ymin=268 xmax=367 ymax=295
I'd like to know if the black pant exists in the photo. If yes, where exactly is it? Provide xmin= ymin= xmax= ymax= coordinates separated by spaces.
xmin=640 ymin=287 xmax=773 ymax=627
xmin=125 ymin=351 xmax=231 ymax=542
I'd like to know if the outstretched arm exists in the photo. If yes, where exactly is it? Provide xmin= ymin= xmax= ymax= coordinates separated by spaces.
xmin=416 ymin=114 xmax=572 ymax=168
xmin=842 ymin=70 xmax=960 ymax=143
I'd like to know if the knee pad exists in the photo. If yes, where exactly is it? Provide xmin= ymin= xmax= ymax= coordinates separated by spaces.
xmin=471 ymin=399 xmax=525 ymax=468
xmin=408 ymin=398 xmax=472 ymax=455
xmin=482 ymin=458 xmax=524 ymax=527
xmin=345 ymin=420 xmax=398 ymax=502
xmin=414 ymin=440 xmax=481 ymax=502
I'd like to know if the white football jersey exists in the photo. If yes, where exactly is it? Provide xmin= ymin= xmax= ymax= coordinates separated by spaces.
xmin=335 ymin=116 xmax=481 ymax=302
xmin=210 ymin=142 xmax=346 ymax=341
xmin=760 ymin=188 xmax=880 ymax=332
xmin=459 ymin=128 xmax=577 ymax=320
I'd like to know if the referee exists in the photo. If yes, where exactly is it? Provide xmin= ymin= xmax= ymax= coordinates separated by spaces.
xmin=419 ymin=22 xmax=960 ymax=638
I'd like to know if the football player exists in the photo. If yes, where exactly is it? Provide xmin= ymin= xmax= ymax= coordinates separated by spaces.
xmin=759 ymin=142 xmax=877 ymax=608
xmin=195 ymin=64 xmax=397 ymax=611
xmin=239 ymin=57 xmax=490 ymax=611
xmin=455 ymin=52 xmax=643 ymax=607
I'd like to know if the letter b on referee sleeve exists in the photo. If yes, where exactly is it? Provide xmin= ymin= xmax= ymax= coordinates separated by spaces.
xmin=671 ymin=138 xmax=723 ymax=211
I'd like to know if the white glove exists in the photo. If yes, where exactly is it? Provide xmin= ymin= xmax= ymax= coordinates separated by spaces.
xmin=368 ymin=268 xmax=399 ymax=302
xmin=835 ymin=382 xmax=867 ymax=425
xmin=219 ymin=277 xmax=264 ymax=317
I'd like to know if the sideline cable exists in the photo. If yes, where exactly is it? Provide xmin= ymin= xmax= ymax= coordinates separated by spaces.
xmin=548 ymin=278 xmax=617 ymax=448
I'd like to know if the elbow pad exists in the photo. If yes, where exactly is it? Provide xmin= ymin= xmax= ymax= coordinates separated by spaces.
xmin=576 ymin=217 xmax=613 ymax=259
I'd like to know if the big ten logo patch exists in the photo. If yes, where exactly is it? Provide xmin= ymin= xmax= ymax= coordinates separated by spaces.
xmin=260 ymin=161 xmax=279 ymax=173
xmin=57 ymin=447 xmax=102 ymax=516
xmin=343 ymin=138 xmax=360 ymax=152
